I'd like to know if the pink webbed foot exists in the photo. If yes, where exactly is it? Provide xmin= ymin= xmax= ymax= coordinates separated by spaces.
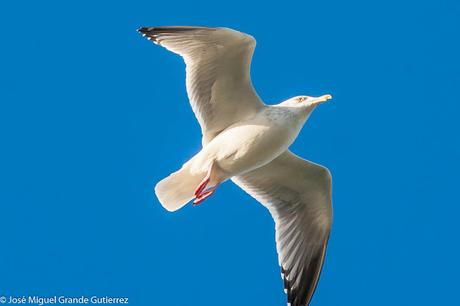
xmin=192 ymin=162 xmax=223 ymax=206
xmin=194 ymin=177 xmax=210 ymax=198
xmin=193 ymin=182 xmax=220 ymax=206
xmin=193 ymin=189 xmax=215 ymax=205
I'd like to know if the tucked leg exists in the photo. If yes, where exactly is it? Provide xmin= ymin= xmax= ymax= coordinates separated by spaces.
xmin=194 ymin=176 xmax=210 ymax=198
xmin=193 ymin=182 xmax=221 ymax=205
xmin=193 ymin=161 xmax=224 ymax=206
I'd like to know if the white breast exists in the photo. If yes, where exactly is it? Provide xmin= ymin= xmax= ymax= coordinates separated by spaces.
xmin=190 ymin=107 xmax=302 ymax=178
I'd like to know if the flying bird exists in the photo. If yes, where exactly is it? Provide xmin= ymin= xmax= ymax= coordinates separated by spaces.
xmin=138 ymin=26 xmax=333 ymax=306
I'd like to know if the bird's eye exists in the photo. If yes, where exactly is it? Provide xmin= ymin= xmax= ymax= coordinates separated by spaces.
xmin=297 ymin=97 xmax=306 ymax=102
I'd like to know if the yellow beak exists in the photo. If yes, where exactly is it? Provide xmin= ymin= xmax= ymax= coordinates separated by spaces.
xmin=310 ymin=94 xmax=332 ymax=106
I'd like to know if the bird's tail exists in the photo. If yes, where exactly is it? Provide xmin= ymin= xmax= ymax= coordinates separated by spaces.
xmin=154 ymin=161 xmax=206 ymax=212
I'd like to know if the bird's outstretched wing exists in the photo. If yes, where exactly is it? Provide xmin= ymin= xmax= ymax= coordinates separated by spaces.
xmin=138 ymin=26 xmax=264 ymax=144
xmin=232 ymin=151 xmax=332 ymax=306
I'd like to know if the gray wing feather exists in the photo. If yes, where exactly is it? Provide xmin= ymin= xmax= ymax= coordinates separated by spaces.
xmin=232 ymin=151 xmax=332 ymax=306
xmin=138 ymin=26 xmax=264 ymax=144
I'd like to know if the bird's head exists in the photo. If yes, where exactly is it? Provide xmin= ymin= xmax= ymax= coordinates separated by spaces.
xmin=280 ymin=94 xmax=333 ymax=109
xmin=277 ymin=94 xmax=332 ymax=126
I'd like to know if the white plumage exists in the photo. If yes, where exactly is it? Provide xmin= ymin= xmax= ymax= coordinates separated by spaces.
xmin=138 ymin=26 xmax=333 ymax=306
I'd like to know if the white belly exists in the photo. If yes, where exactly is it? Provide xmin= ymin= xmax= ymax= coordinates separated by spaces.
xmin=190 ymin=109 xmax=301 ymax=178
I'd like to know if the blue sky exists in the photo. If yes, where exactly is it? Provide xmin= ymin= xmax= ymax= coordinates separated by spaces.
xmin=1 ymin=0 xmax=459 ymax=305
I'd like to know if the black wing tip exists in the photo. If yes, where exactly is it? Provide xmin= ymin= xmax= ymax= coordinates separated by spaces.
xmin=137 ymin=27 xmax=160 ymax=43
xmin=282 ymin=249 xmax=327 ymax=306
xmin=137 ymin=26 xmax=214 ymax=43
xmin=137 ymin=26 xmax=154 ymax=34
xmin=137 ymin=26 xmax=213 ymax=34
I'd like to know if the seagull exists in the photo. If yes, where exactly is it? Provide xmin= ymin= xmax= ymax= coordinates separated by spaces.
xmin=138 ymin=26 xmax=333 ymax=306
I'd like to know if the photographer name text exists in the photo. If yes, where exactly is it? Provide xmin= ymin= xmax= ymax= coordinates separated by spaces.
xmin=0 ymin=296 xmax=128 ymax=305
